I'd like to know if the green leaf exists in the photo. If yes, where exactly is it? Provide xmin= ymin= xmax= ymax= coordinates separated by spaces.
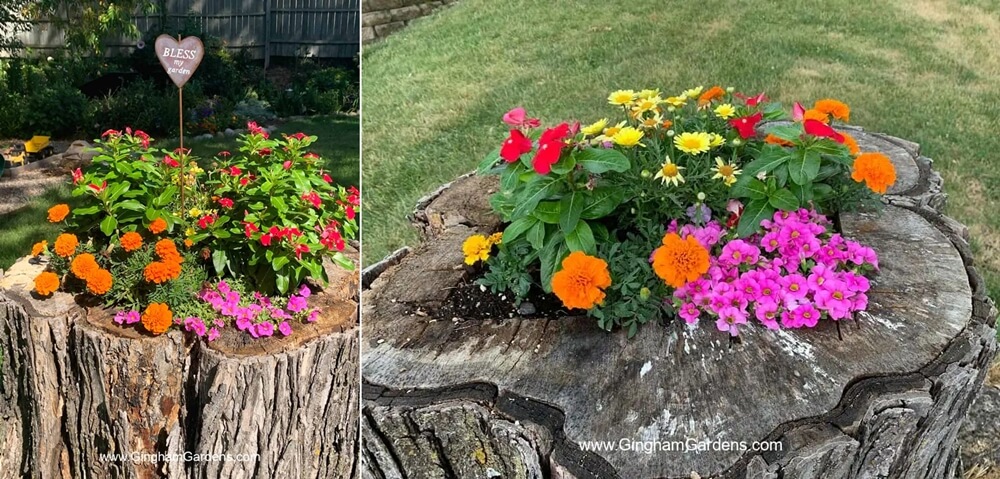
xmin=500 ymin=163 xmax=523 ymax=192
xmin=580 ymin=187 xmax=624 ymax=219
xmin=275 ymin=272 xmax=290 ymax=294
xmin=115 ymin=200 xmax=145 ymax=212
xmin=539 ymin=234 xmax=567 ymax=293
xmin=476 ymin=147 xmax=502 ymax=175
xmin=549 ymin=154 xmax=577 ymax=175
xmin=736 ymin=199 xmax=775 ymax=238
xmin=153 ymin=186 xmax=177 ymax=207
xmin=99 ymin=216 xmax=118 ymax=236
xmin=331 ymin=252 xmax=355 ymax=270
xmin=271 ymin=255 xmax=289 ymax=272
xmin=575 ymin=148 xmax=630 ymax=174
xmin=213 ymin=249 xmax=230 ymax=274
xmin=731 ymin=178 xmax=768 ymax=200
xmin=531 ymin=201 xmax=561 ymax=224
xmin=790 ymin=182 xmax=814 ymax=205
xmin=503 ymin=216 xmax=537 ymax=243
xmin=565 ymin=221 xmax=595 ymax=254
xmin=813 ymin=183 xmax=834 ymax=200
xmin=270 ymin=196 xmax=287 ymax=212
xmin=511 ymin=177 xmax=560 ymax=219
xmin=768 ymin=188 xmax=800 ymax=211
xmin=766 ymin=123 xmax=804 ymax=142
xmin=741 ymin=149 xmax=791 ymax=178
xmin=788 ymin=149 xmax=821 ymax=185
xmin=526 ymin=220 xmax=546 ymax=250
xmin=559 ymin=191 xmax=584 ymax=234
xmin=72 ymin=205 xmax=101 ymax=216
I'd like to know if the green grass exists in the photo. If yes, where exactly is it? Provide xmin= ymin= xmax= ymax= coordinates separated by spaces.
xmin=0 ymin=185 xmax=75 ymax=270
xmin=0 ymin=114 xmax=358 ymax=271
xmin=162 ymin=114 xmax=360 ymax=189
xmin=362 ymin=0 xmax=1000 ymax=302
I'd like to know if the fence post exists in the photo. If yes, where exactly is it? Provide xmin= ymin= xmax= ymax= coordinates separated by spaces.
xmin=263 ymin=0 xmax=271 ymax=69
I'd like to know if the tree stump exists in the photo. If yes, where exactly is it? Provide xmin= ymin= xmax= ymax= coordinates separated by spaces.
xmin=360 ymin=130 xmax=998 ymax=479
xmin=0 ymin=251 xmax=361 ymax=479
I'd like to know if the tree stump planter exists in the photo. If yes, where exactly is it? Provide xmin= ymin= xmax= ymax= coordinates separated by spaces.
xmin=360 ymin=130 xmax=998 ymax=479
xmin=0 ymin=251 xmax=361 ymax=479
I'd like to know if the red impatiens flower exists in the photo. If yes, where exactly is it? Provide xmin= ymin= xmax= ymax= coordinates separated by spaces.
xmin=197 ymin=214 xmax=216 ymax=229
xmin=304 ymin=152 xmax=320 ymax=160
xmin=347 ymin=187 xmax=360 ymax=206
xmin=345 ymin=205 xmax=356 ymax=220
xmin=500 ymin=129 xmax=533 ymax=163
xmin=243 ymin=219 xmax=259 ymax=238
xmin=302 ymin=191 xmax=322 ymax=208
xmin=728 ymin=112 xmax=763 ymax=139
xmin=260 ymin=233 xmax=273 ymax=246
xmin=792 ymin=102 xmax=806 ymax=122
xmin=803 ymin=119 xmax=845 ymax=143
xmin=322 ymin=173 xmax=333 ymax=183
xmin=247 ymin=121 xmax=269 ymax=139
xmin=72 ymin=168 xmax=83 ymax=184
xmin=258 ymin=148 xmax=272 ymax=156
xmin=163 ymin=156 xmax=180 ymax=168
xmin=320 ymin=224 xmax=345 ymax=251
xmin=239 ymin=176 xmax=250 ymax=187
xmin=228 ymin=166 xmax=242 ymax=176
xmin=218 ymin=198 xmax=234 ymax=209
xmin=531 ymin=123 xmax=571 ymax=175
xmin=502 ymin=107 xmax=541 ymax=129
xmin=735 ymin=92 xmax=767 ymax=107
xmin=134 ymin=130 xmax=150 ymax=149
xmin=294 ymin=243 xmax=310 ymax=260
xmin=287 ymin=132 xmax=308 ymax=141
xmin=88 ymin=181 xmax=107 ymax=194
xmin=218 ymin=150 xmax=231 ymax=157
xmin=282 ymin=160 xmax=292 ymax=170
xmin=101 ymin=129 xmax=121 ymax=138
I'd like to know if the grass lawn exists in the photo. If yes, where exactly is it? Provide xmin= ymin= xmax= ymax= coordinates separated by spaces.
xmin=361 ymin=0 xmax=1000 ymax=302
xmin=0 ymin=114 xmax=358 ymax=271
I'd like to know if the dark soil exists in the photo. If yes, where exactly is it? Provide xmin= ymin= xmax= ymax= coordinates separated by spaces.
xmin=432 ymin=272 xmax=572 ymax=321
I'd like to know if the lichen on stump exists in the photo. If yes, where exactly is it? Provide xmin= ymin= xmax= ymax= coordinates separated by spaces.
xmin=360 ymin=130 xmax=998 ymax=479
xmin=0 ymin=251 xmax=361 ymax=479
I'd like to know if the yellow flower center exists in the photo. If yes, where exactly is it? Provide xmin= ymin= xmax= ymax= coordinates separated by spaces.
xmin=661 ymin=164 xmax=679 ymax=177
xmin=719 ymin=165 xmax=735 ymax=176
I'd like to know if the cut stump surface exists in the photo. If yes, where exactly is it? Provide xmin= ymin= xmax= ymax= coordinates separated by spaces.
xmin=361 ymin=130 xmax=997 ymax=479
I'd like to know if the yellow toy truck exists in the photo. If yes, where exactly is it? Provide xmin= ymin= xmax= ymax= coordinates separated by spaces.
xmin=7 ymin=136 xmax=55 ymax=166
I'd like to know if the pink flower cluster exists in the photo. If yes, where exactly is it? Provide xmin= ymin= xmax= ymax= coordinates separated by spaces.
xmin=671 ymin=209 xmax=878 ymax=336
xmin=198 ymin=281 xmax=320 ymax=338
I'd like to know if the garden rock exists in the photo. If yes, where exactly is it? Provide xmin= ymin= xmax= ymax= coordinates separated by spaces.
xmin=224 ymin=128 xmax=236 ymax=137
xmin=360 ymin=130 xmax=997 ymax=478
xmin=0 ymin=248 xmax=361 ymax=479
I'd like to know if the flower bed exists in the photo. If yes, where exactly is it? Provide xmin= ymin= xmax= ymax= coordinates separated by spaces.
xmin=469 ymin=87 xmax=895 ymax=337
xmin=26 ymin=123 xmax=359 ymax=339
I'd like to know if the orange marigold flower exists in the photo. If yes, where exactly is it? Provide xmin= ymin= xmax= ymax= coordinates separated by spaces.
xmin=698 ymin=86 xmax=726 ymax=107
xmin=550 ymin=251 xmax=612 ymax=310
xmin=764 ymin=133 xmax=794 ymax=147
xmin=86 ymin=268 xmax=113 ymax=295
xmin=802 ymin=109 xmax=829 ymax=124
xmin=31 ymin=240 xmax=47 ymax=257
xmin=183 ymin=238 xmax=193 ymax=248
xmin=53 ymin=233 xmax=78 ymax=258
xmin=661 ymin=119 xmax=673 ymax=129
xmin=33 ymin=271 xmax=60 ymax=296
xmin=149 ymin=218 xmax=167 ymax=234
xmin=70 ymin=253 xmax=100 ymax=280
xmin=813 ymin=98 xmax=850 ymax=122
xmin=47 ymin=204 xmax=70 ymax=223
xmin=652 ymin=233 xmax=711 ymax=288
xmin=144 ymin=260 xmax=182 ymax=284
xmin=851 ymin=152 xmax=896 ymax=194
xmin=841 ymin=131 xmax=860 ymax=155
xmin=120 ymin=232 xmax=143 ymax=252
xmin=154 ymin=239 xmax=183 ymax=263
xmin=141 ymin=302 xmax=173 ymax=335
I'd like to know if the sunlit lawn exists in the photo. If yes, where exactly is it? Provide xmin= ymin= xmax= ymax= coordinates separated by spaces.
xmin=361 ymin=0 xmax=1000 ymax=303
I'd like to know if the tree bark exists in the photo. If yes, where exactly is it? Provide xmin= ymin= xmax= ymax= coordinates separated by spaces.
xmin=0 ymin=251 xmax=361 ymax=479
xmin=360 ymin=130 xmax=998 ymax=479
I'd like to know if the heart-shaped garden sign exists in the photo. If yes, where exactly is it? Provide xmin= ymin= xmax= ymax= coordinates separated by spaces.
xmin=154 ymin=35 xmax=204 ymax=88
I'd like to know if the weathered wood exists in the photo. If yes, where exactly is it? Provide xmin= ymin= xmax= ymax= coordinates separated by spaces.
xmin=361 ymin=131 xmax=998 ymax=478
xmin=0 ymin=250 xmax=361 ymax=479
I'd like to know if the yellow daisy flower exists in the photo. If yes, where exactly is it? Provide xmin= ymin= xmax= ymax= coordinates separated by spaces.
xmin=711 ymin=157 xmax=742 ymax=186
xmin=631 ymin=96 xmax=661 ymax=114
xmin=608 ymin=90 xmax=636 ymax=106
xmin=612 ymin=127 xmax=645 ymax=147
xmin=665 ymin=96 xmax=687 ymax=107
xmin=714 ymin=103 xmax=736 ymax=119
xmin=640 ymin=113 xmax=663 ymax=130
xmin=653 ymin=157 xmax=686 ymax=187
xmin=600 ymin=121 xmax=628 ymax=140
xmin=582 ymin=119 xmax=608 ymax=136
xmin=682 ymin=86 xmax=704 ymax=99
xmin=673 ymin=132 xmax=712 ymax=155
xmin=188 ymin=207 xmax=203 ymax=217
xmin=462 ymin=234 xmax=492 ymax=265
xmin=637 ymin=89 xmax=661 ymax=100
xmin=709 ymin=133 xmax=726 ymax=148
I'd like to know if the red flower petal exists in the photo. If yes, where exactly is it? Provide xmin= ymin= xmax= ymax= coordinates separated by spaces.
xmin=728 ymin=112 xmax=762 ymax=139
xmin=500 ymin=129 xmax=533 ymax=162
xmin=803 ymin=119 xmax=845 ymax=143
xmin=532 ymin=141 xmax=563 ymax=175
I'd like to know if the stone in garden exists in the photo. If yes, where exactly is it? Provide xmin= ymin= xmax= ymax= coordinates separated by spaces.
xmin=224 ymin=128 xmax=236 ymax=137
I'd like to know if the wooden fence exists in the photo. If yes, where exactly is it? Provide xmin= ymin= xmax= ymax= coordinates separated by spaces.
xmin=12 ymin=0 xmax=359 ymax=62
